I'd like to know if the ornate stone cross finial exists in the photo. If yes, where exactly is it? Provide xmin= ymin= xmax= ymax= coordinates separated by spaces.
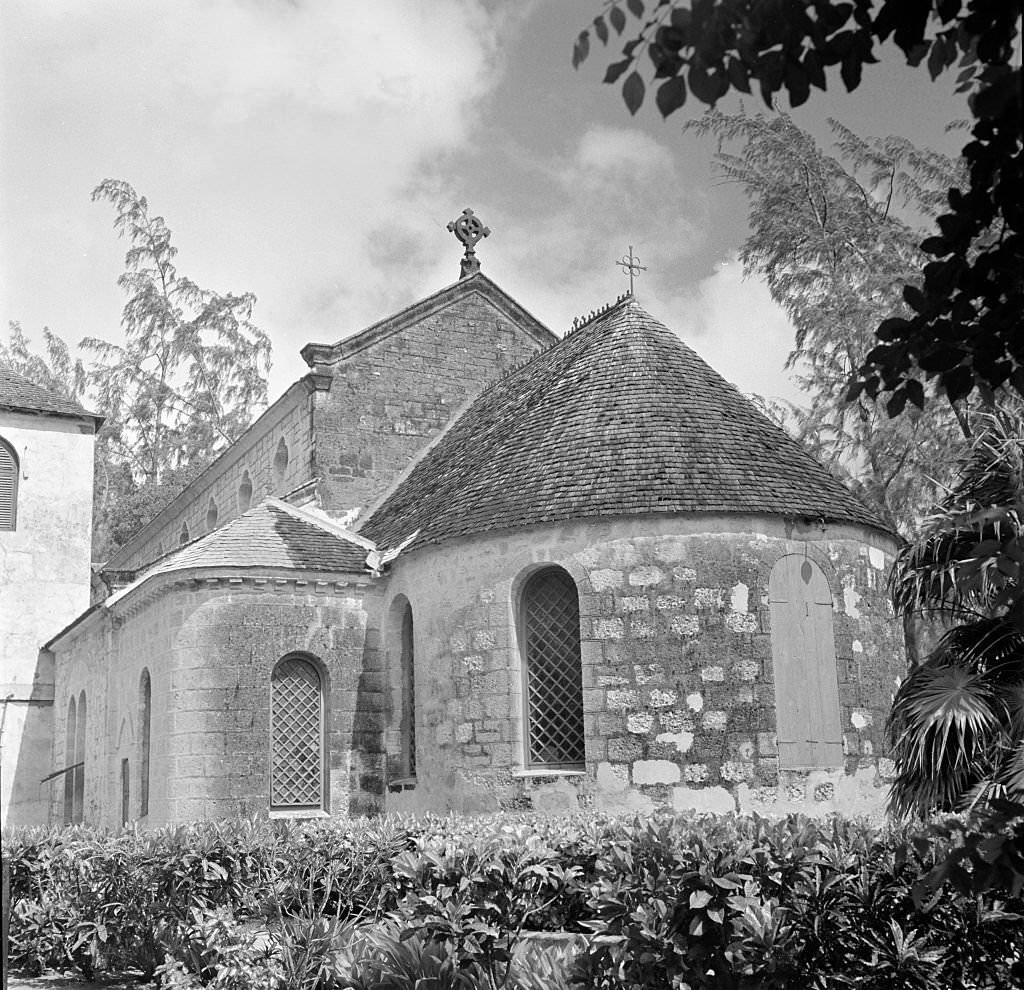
xmin=447 ymin=207 xmax=491 ymax=279
xmin=616 ymin=245 xmax=647 ymax=295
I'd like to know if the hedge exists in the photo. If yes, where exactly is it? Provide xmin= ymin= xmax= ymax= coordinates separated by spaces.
xmin=4 ymin=808 xmax=1022 ymax=988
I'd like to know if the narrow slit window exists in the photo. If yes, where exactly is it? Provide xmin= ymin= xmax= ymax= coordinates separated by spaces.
xmin=270 ymin=657 xmax=324 ymax=810
xmin=139 ymin=670 xmax=151 ymax=818
xmin=521 ymin=567 xmax=585 ymax=769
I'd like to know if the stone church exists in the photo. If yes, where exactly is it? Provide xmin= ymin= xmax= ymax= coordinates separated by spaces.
xmin=4 ymin=214 xmax=906 ymax=828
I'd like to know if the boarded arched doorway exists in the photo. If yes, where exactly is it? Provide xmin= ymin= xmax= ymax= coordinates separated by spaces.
xmin=768 ymin=555 xmax=843 ymax=769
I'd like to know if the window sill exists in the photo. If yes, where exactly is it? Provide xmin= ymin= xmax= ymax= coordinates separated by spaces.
xmin=511 ymin=768 xmax=587 ymax=778
xmin=388 ymin=776 xmax=417 ymax=793
xmin=269 ymin=808 xmax=330 ymax=820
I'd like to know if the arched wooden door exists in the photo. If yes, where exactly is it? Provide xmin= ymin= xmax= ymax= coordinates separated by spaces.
xmin=768 ymin=555 xmax=843 ymax=768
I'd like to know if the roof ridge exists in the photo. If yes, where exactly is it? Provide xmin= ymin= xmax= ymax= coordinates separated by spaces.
xmin=568 ymin=292 xmax=633 ymax=335
xmin=265 ymin=497 xmax=377 ymax=550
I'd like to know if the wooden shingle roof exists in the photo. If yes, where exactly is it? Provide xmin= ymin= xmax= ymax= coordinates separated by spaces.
xmin=0 ymin=368 xmax=101 ymax=424
xmin=108 ymin=499 xmax=372 ymax=601
xmin=363 ymin=297 xmax=888 ymax=550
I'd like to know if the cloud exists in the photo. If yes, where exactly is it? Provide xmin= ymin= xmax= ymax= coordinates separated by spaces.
xmin=1 ymin=0 xmax=520 ymax=392
xmin=653 ymin=256 xmax=807 ymax=405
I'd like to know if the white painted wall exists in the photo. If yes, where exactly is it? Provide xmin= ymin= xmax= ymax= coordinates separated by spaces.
xmin=0 ymin=410 xmax=95 ymax=827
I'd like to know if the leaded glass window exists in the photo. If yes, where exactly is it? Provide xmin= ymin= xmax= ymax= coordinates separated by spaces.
xmin=270 ymin=657 xmax=324 ymax=809
xmin=522 ymin=567 xmax=585 ymax=768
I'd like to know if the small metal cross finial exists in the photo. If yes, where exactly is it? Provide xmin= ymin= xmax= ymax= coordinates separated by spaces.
xmin=447 ymin=207 xmax=491 ymax=279
xmin=616 ymin=245 xmax=647 ymax=294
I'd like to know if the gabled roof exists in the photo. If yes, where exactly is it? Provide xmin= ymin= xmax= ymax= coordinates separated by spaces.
xmin=299 ymin=272 xmax=556 ymax=367
xmin=106 ymin=499 xmax=373 ymax=605
xmin=362 ymin=297 xmax=888 ymax=550
xmin=0 ymin=368 xmax=102 ymax=425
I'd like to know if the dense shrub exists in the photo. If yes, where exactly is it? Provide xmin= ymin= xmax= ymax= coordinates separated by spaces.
xmin=4 ymin=809 xmax=1022 ymax=988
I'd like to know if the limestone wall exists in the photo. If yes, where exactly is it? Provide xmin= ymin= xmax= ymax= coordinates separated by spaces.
xmin=0 ymin=410 xmax=95 ymax=827
xmin=50 ymin=571 xmax=385 ymax=827
xmin=314 ymin=292 xmax=544 ymax=518
xmin=380 ymin=514 xmax=905 ymax=819
xmin=105 ymin=383 xmax=317 ymax=574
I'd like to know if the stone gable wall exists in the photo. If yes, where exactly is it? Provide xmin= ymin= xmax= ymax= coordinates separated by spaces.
xmin=51 ymin=573 xmax=386 ymax=827
xmin=380 ymin=514 xmax=904 ymax=819
xmin=107 ymin=388 xmax=316 ymax=574
xmin=314 ymin=293 xmax=545 ymax=519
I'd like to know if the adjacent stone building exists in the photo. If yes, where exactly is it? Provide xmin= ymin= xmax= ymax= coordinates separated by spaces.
xmin=0 ymin=371 xmax=101 ymax=827
xmin=37 ymin=236 xmax=905 ymax=827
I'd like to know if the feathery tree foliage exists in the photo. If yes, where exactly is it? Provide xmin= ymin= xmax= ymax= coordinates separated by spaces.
xmin=0 ymin=322 xmax=87 ymax=402
xmin=87 ymin=180 xmax=271 ymax=487
xmin=574 ymin=0 xmax=1022 ymax=411
xmin=1 ymin=182 xmax=272 ymax=559
xmin=684 ymin=109 xmax=968 ymax=536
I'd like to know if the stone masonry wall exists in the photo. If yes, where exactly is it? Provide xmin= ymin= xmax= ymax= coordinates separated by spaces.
xmin=51 ymin=571 xmax=385 ymax=827
xmin=380 ymin=514 xmax=905 ymax=819
xmin=314 ymin=293 xmax=544 ymax=519
xmin=107 ymin=385 xmax=316 ymax=574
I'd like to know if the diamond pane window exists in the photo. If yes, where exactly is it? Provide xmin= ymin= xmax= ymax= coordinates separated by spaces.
xmin=522 ymin=567 xmax=585 ymax=768
xmin=270 ymin=657 xmax=324 ymax=809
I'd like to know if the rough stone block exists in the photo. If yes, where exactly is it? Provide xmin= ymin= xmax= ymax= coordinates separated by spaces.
xmin=632 ymin=759 xmax=681 ymax=785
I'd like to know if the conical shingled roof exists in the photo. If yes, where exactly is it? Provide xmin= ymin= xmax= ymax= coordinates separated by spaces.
xmin=362 ymin=298 xmax=887 ymax=551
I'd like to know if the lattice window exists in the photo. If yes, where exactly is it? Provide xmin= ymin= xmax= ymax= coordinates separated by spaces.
xmin=271 ymin=657 xmax=324 ymax=809
xmin=522 ymin=568 xmax=585 ymax=768
xmin=0 ymin=436 xmax=18 ymax=531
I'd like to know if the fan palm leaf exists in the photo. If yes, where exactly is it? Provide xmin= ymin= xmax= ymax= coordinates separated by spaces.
xmin=886 ymin=405 xmax=1024 ymax=817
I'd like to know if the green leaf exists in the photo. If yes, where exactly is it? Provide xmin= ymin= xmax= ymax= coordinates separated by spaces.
xmin=656 ymin=75 xmax=687 ymax=117
xmin=609 ymin=4 xmax=627 ymax=34
xmin=604 ymin=58 xmax=633 ymax=84
xmin=689 ymin=889 xmax=713 ymax=909
xmin=594 ymin=16 xmax=608 ymax=45
xmin=622 ymin=70 xmax=646 ymax=114
xmin=627 ymin=0 xmax=644 ymax=17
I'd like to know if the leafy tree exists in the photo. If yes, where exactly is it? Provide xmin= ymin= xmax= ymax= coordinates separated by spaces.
xmin=3 ymin=183 xmax=272 ymax=560
xmin=0 ymin=321 xmax=87 ymax=402
xmin=87 ymin=180 xmax=272 ymax=489
xmin=886 ymin=406 xmax=1024 ymax=816
xmin=574 ymin=0 xmax=1022 ymax=410
xmin=684 ymin=109 xmax=969 ymax=536
xmin=84 ymin=180 xmax=272 ymax=558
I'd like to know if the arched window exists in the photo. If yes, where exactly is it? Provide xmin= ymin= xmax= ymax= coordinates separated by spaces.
xmin=73 ymin=691 xmax=87 ymax=823
xmin=270 ymin=656 xmax=325 ymax=811
xmin=768 ymin=555 xmax=843 ymax=769
xmin=520 ymin=567 xmax=585 ymax=769
xmin=63 ymin=696 xmax=77 ymax=824
xmin=0 ymin=436 xmax=18 ymax=531
xmin=238 ymin=471 xmax=253 ymax=512
xmin=179 ymin=522 xmax=190 ymax=545
xmin=273 ymin=438 xmax=289 ymax=483
xmin=205 ymin=499 xmax=218 ymax=531
xmin=139 ymin=669 xmax=152 ymax=818
xmin=400 ymin=604 xmax=416 ymax=777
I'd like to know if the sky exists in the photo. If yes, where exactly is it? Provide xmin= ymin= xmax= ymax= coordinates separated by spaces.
xmin=0 ymin=0 xmax=968 ymax=408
